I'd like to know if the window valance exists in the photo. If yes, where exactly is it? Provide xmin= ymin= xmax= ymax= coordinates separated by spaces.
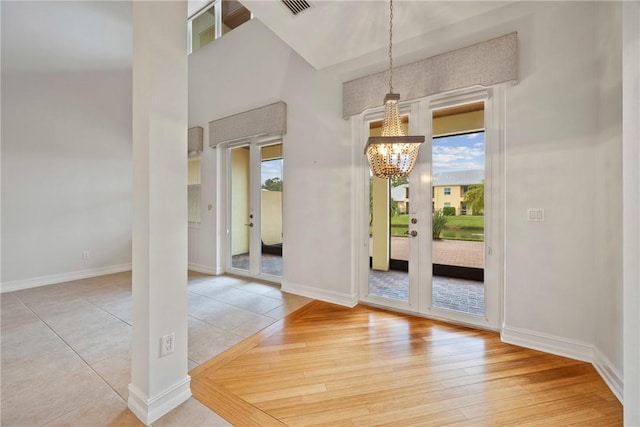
xmin=209 ymin=101 xmax=287 ymax=147
xmin=343 ymin=33 xmax=518 ymax=118
xmin=188 ymin=126 xmax=203 ymax=154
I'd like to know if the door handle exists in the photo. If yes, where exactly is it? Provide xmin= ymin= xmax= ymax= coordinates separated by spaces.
xmin=245 ymin=222 xmax=254 ymax=228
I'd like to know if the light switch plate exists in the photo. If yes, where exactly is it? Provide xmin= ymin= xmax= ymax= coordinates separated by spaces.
xmin=527 ymin=208 xmax=545 ymax=222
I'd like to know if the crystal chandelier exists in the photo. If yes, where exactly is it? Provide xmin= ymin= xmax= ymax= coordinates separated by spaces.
xmin=364 ymin=0 xmax=424 ymax=178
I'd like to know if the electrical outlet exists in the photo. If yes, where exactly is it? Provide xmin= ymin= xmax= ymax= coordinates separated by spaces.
xmin=160 ymin=333 xmax=175 ymax=357
xmin=82 ymin=251 xmax=90 ymax=260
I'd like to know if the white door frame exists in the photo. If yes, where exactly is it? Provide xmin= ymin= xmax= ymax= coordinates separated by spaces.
xmin=221 ymin=136 xmax=283 ymax=282
xmin=353 ymin=85 xmax=506 ymax=331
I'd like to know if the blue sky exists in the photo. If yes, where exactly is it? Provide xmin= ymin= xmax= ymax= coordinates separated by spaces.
xmin=432 ymin=132 xmax=485 ymax=173
xmin=261 ymin=159 xmax=283 ymax=185
xmin=262 ymin=132 xmax=484 ymax=183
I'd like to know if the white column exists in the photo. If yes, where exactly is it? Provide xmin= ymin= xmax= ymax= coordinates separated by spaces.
xmin=623 ymin=1 xmax=640 ymax=424
xmin=128 ymin=2 xmax=190 ymax=425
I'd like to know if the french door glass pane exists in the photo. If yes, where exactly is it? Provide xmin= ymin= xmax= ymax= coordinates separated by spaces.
xmin=230 ymin=146 xmax=250 ymax=271
xmin=431 ymin=103 xmax=485 ymax=316
xmin=368 ymin=117 xmax=410 ymax=302
xmin=260 ymin=143 xmax=283 ymax=277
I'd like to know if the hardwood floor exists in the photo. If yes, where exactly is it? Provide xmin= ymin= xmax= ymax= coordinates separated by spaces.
xmin=191 ymin=301 xmax=622 ymax=426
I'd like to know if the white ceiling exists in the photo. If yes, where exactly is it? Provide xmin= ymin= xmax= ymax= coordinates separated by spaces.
xmin=1 ymin=1 xmax=513 ymax=73
xmin=1 ymin=1 xmax=133 ymax=72
xmin=242 ymin=1 xmax=513 ymax=70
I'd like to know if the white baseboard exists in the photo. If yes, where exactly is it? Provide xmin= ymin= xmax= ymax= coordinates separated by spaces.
xmin=128 ymin=376 xmax=191 ymax=425
xmin=281 ymin=281 xmax=358 ymax=308
xmin=187 ymin=263 xmax=219 ymax=276
xmin=501 ymin=325 xmax=623 ymax=403
xmin=593 ymin=347 xmax=623 ymax=403
xmin=1 ymin=263 xmax=132 ymax=294
xmin=501 ymin=325 xmax=594 ymax=362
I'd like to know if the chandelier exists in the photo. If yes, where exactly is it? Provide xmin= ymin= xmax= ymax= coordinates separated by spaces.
xmin=364 ymin=0 xmax=424 ymax=178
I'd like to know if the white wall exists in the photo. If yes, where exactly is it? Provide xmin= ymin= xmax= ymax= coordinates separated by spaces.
xmin=188 ymin=0 xmax=624 ymax=393
xmin=188 ymin=19 xmax=350 ymax=302
xmin=594 ymin=1 xmax=623 ymax=398
xmin=1 ymin=70 xmax=132 ymax=289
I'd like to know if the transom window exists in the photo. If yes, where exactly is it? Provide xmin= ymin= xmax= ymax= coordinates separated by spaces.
xmin=188 ymin=0 xmax=251 ymax=54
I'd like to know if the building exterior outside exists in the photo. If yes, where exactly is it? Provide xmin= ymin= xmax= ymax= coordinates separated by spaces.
xmin=433 ymin=170 xmax=483 ymax=215
xmin=390 ymin=184 xmax=409 ymax=214
xmin=389 ymin=170 xmax=483 ymax=216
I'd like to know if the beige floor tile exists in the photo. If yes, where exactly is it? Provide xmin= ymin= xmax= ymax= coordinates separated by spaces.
xmin=1 ymin=364 xmax=113 ymax=426
xmin=264 ymin=294 xmax=312 ymax=319
xmin=90 ymin=295 xmax=133 ymax=325
xmin=153 ymin=397 xmax=232 ymax=427
xmin=21 ymin=296 xmax=92 ymax=319
xmin=189 ymin=275 xmax=247 ymax=291
xmin=49 ymin=310 xmax=128 ymax=340
xmin=2 ymin=340 xmax=87 ymax=397
xmin=189 ymin=292 xmax=276 ymax=331
xmin=1 ymin=270 xmax=311 ymax=425
xmin=187 ymin=282 xmax=242 ymax=300
xmin=1 ymin=320 xmax=63 ymax=358
xmin=231 ymin=280 xmax=281 ymax=296
xmin=42 ymin=389 xmax=140 ymax=427
xmin=64 ymin=322 xmax=131 ymax=365
xmin=188 ymin=316 xmax=244 ymax=364
xmin=192 ymin=285 xmax=283 ymax=315
xmin=231 ymin=314 xmax=278 ymax=338
xmin=92 ymin=350 xmax=132 ymax=400
xmin=0 ymin=304 xmax=41 ymax=332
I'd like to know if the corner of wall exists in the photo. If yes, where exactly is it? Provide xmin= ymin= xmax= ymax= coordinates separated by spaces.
xmin=281 ymin=281 xmax=358 ymax=308
xmin=1 ymin=263 xmax=132 ymax=294
xmin=501 ymin=325 xmax=623 ymax=403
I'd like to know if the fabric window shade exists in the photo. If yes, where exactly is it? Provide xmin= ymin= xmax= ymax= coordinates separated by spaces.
xmin=188 ymin=157 xmax=201 ymax=223
xmin=209 ymin=101 xmax=287 ymax=147
xmin=188 ymin=126 xmax=203 ymax=154
xmin=343 ymin=33 xmax=518 ymax=118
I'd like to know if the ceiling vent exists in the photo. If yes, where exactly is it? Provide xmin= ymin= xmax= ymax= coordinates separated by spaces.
xmin=281 ymin=0 xmax=311 ymax=16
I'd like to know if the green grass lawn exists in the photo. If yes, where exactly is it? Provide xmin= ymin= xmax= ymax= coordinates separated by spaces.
xmin=390 ymin=214 xmax=483 ymax=228
xmin=444 ymin=215 xmax=484 ymax=229
xmin=387 ymin=214 xmax=484 ymax=239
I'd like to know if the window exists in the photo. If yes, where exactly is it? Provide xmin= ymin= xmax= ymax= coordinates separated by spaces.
xmin=444 ymin=202 xmax=451 ymax=207
xmin=188 ymin=157 xmax=201 ymax=224
xmin=188 ymin=1 xmax=251 ymax=54
xmin=444 ymin=187 xmax=451 ymax=195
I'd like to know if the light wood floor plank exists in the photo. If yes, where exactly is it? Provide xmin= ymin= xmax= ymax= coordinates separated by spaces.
xmin=191 ymin=300 xmax=622 ymax=426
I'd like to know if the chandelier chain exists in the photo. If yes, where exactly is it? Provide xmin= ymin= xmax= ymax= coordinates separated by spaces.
xmin=388 ymin=0 xmax=394 ymax=93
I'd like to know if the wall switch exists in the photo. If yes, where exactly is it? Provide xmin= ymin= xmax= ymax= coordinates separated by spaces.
xmin=160 ymin=333 xmax=175 ymax=357
xmin=527 ymin=208 xmax=545 ymax=222
xmin=82 ymin=251 xmax=90 ymax=259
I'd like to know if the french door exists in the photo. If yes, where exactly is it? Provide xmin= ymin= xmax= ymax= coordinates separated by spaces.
xmin=359 ymin=87 xmax=503 ymax=330
xmin=226 ymin=137 xmax=283 ymax=280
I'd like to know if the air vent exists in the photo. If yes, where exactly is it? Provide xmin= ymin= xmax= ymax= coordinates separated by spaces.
xmin=282 ymin=0 xmax=311 ymax=16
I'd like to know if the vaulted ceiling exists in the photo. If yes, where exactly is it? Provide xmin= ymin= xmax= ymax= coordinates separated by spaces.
xmin=1 ymin=1 xmax=514 ymax=73
xmin=242 ymin=1 xmax=513 ymax=70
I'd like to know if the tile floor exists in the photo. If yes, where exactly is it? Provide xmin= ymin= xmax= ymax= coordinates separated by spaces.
xmin=1 ymin=271 xmax=312 ymax=426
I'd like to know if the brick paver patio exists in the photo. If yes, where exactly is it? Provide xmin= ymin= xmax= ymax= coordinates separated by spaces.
xmin=386 ymin=237 xmax=484 ymax=269
xmin=234 ymin=240 xmax=485 ymax=316
xmin=368 ymin=269 xmax=484 ymax=316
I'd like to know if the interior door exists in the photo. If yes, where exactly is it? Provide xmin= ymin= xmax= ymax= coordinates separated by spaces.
xmin=227 ymin=139 xmax=283 ymax=280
